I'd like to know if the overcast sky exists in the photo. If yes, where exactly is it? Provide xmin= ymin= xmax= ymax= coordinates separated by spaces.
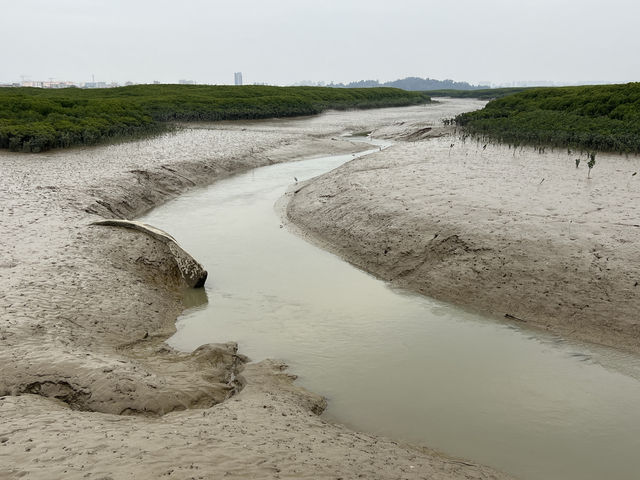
xmin=2 ymin=0 xmax=639 ymax=86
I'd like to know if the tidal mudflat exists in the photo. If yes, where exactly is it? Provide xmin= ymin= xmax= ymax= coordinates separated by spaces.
xmin=1 ymin=100 xmax=510 ymax=479
xmin=142 ymin=137 xmax=640 ymax=480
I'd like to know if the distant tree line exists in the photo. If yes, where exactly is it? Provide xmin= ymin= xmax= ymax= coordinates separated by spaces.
xmin=327 ymin=77 xmax=489 ymax=91
xmin=0 ymin=84 xmax=430 ymax=152
xmin=423 ymin=87 xmax=531 ymax=100
xmin=454 ymin=83 xmax=640 ymax=154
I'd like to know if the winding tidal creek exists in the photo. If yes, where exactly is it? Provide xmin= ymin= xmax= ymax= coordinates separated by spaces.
xmin=141 ymin=141 xmax=640 ymax=480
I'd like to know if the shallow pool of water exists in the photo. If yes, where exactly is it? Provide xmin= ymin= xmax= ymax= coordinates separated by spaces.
xmin=141 ymin=143 xmax=640 ymax=480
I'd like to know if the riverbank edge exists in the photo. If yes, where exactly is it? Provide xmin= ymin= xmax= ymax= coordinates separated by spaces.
xmin=2 ymin=135 xmax=367 ymax=417
xmin=81 ymin=135 xmax=378 ymax=414
xmin=0 ymin=117 xmax=511 ymax=479
xmin=91 ymin=132 xmax=510 ymax=478
xmin=282 ymin=131 xmax=640 ymax=359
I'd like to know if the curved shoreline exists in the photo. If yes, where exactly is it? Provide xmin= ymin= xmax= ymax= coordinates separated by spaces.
xmin=285 ymin=127 xmax=640 ymax=358
xmin=1 ymin=102 xmax=509 ymax=479
xmin=2 ymin=128 xmax=364 ymax=416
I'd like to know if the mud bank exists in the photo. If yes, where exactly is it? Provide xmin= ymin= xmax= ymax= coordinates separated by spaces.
xmin=286 ymin=129 xmax=640 ymax=355
xmin=1 ymin=101 xmax=508 ymax=478
xmin=1 ymin=128 xmax=366 ymax=417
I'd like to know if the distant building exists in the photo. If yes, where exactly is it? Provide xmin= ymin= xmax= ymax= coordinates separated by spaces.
xmin=179 ymin=79 xmax=195 ymax=85
xmin=83 ymin=82 xmax=108 ymax=89
xmin=43 ymin=81 xmax=77 ymax=89
xmin=21 ymin=80 xmax=78 ymax=88
xmin=21 ymin=81 xmax=44 ymax=88
xmin=234 ymin=72 xmax=243 ymax=86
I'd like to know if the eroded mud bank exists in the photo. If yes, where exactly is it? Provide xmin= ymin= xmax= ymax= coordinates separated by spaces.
xmin=286 ymin=129 xmax=640 ymax=355
xmin=1 ymin=100 xmax=507 ymax=479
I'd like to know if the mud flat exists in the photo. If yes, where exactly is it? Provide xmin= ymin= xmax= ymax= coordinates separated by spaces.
xmin=0 ymin=100 xmax=508 ymax=479
xmin=286 ymin=129 xmax=640 ymax=355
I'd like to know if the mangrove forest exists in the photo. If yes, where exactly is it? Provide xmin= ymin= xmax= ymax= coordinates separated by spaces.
xmin=424 ymin=87 xmax=530 ymax=100
xmin=455 ymin=83 xmax=640 ymax=154
xmin=0 ymin=84 xmax=430 ymax=152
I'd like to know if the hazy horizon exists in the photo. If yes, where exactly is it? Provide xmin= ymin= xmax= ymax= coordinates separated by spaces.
xmin=2 ymin=0 xmax=639 ymax=86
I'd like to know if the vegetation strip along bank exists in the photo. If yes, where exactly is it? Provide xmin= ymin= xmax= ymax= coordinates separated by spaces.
xmin=454 ymin=83 xmax=640 ymax=154
xmin=424 ymin=87 xmax=531 ymax=100
xmin=0 ymin=84 xmax=430 ymax=152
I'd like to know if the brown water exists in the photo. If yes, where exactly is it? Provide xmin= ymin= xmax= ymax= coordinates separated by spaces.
xmin=141 ymin=141 xmax=640 ymax=480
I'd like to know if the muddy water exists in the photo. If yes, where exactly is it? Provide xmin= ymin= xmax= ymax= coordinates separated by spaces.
xmin=141 ymin=143 xmax=640 ymax=480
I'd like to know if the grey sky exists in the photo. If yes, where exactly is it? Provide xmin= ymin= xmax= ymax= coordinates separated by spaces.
xmin=2 ymin=0 xmax=639 ymax=85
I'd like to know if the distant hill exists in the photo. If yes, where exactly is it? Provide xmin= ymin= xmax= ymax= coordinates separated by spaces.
xmin=328 ymin=77 xmax=489 ymax=91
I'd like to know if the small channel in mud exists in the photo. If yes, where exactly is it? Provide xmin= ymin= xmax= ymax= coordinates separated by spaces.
xmin=141 ymin=140 xmax=640 ymax=480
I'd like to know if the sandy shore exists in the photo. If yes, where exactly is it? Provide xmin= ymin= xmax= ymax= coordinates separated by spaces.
xmin=1 ymin=100 xmax=509 ymax=479
xmin=286 ymin=125 xmax=640 ymax=356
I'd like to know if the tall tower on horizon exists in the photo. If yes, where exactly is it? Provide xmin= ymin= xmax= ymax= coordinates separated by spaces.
xmin=234 ymin=72 xmax=243 ymax=86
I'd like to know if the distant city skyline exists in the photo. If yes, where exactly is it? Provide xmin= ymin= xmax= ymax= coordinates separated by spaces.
xmin=2 ymin=0 xmax=639 ymax=87
xmin=1 ymin=75 xmax=629 ymax=91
